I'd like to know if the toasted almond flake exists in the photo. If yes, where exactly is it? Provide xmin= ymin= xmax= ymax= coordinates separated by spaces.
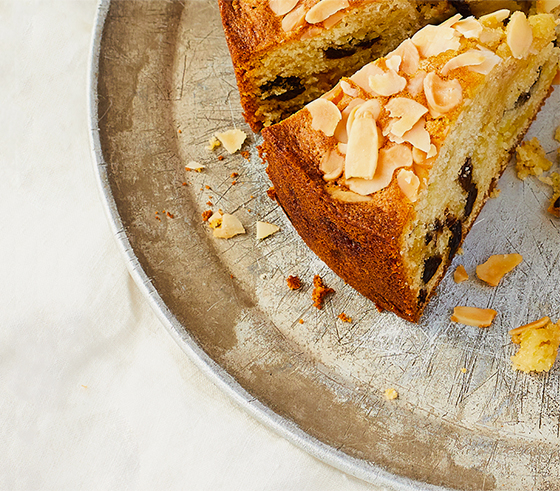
xmin=453 ymin=17 xmax=483 ymax=39
xmin=479 ymin=27 xmax=503 ymax=47
xmin=423 ymin=72 xmax=462 ymax=118
xmin=346 ymin=99 xmax=381 ymax=136
xmin=440 ymin=13 xmax=463 ymax=28
xmin=256 ymin=221 xmax=280 ymax=240
xmin=407 ymin=71 xmax=426 ymax=97
xmin=479 ymin=9 xmax=510 ymax=26
xmin=553 ymin=69 xmax=560 ymax=85
xmin=269 ymin=0 xmax=299 ymax=16
xmin=320 ymin=148 xmax=345 ymax=181
xmin=305 ymin=0 xmax=349 ymax=24
xmin=208 ymin=211 xmax=223 ymax=228
xmin=411 ymin=24 xmax=461 ymax=58
xmin=350 ymin=63 xmax=384 ymax=94
xmin=453 ymin=264 xmax=469 ymax=283
xmin=327 ymin=186 xmax=372 ymax=202
xmin=509 ymin=316 xmax=551 ymax=337
xmin=412 ymin=147 xmax=426 ymax=164
xmin=323 ymin=10 xmax=345 ymax=28
xmin=345 ymin=115 xmax=379 ymax=179
xmin=306 ymin=98 xmax=342 ymax=137
xmin=506 ymin=11 xmax=533 ymax=60
xmin=441 ymin=50 xmax=486 ymax=76
xmin=337 ymin=142 xmax=347 ymax=154
xmin=215 ymin=129 xmax=247 ymax=154
xmin=427 ymin=143 xmax=437 ymax=158
xmin=390 ymin=117 xmax=431 ymax=153
xmin=185 ymin=160 xmax=205 ymax=171
xmin=212 ymin=213 xmax=246 ymax=239
xmin=301 ymin=25 xmax=323 ymax=40
xmin=281 ymin=4 xmax=307 ymax=31
xmin=396 ymin=168 xmax=420 ymax=202
xmin=476 ymin=253 xmax=523 ymax=286
xmin=537 ymin=0 xmax=560 ymax=12
xmin=413 ymin=163 xmax=430 ymax=181
xmin=334 ymin=97 xmax=365 ymax=143
xmin=345 ymin=144 xmax=412 ymax=196
xmin=340 ymin=79 xmax=360 ymax=98
xmin=386 ymin=39 xmax=420 ymax=75
xmin=451 ymin=306 xmax=497 ymax=327
xmin=468 ymin=47 xmax=502 ymax=75
xmin=385 ymin=98 xmax=428 ymax=138
xmin=385 ymin=54 xmax=401 ymax=72
xmin=369 ymin=69 xmax=407 ymax=97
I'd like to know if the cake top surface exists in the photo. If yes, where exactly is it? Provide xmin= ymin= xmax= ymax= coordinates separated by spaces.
xmin=288 ymin=10 xmax=558 ymax=204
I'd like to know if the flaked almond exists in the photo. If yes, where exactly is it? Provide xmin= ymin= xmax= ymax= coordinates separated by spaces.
xmin=451 ymin=306 xmax=497 ymax=327
xmin=327 ymin=186 xmax=372 ymax=202
xmin=441 ymin=50 xmax=487 ymax=76
xmin=453 ymin=17 xmax=483 ymax=39
xmin=323 ymin=10 xmax=345 ymax=28
xmin=386 ymin=39 xmax=420 ymax=75
xmin=305 ymin=0 xmax=349 ymax=24
xmin=411 ymin=24 xmax=461 ymax=58
xmin=345 ymin=144 xmax=412 ymax=196
xmin=212 ymin=212 xmax=246 ymax=239
xmin=506 ymin=11 xmax=533 ymax=60
xmin=345 ymin=114 xmax=379 ymax=179
xmin=256 ymin=221 xmax=280 ymax=240
xmin=468 ymin=47 xmax=502 ymax=75
xmin=396 ymin=168 xmax=420 ymax=202
xmin=300 ymin=25 xmax=323 ymax=40
xmin=306 ymin=98 xmax=342 ymax=137
xmin=423 ymin=72 xmax=462 ymax=118
xmin=269 ymin=0 xmax=299 ymax=16
xmin=350 ymin=63 xmax=384 ymax=94
xmin=476 ymin=253 xmax=523 ymax=286
xmin=185 ymin=161 xmax=205 ymax=171
xmin=337 ymin=142 xmax=347 ymax=154
xmin=320 ymin=148 xmax=345 ymax=181
xmin=479 ymin=9 xmax=510 ymax=27
xmin=369 ymin=68 xmax=407 ymax=97
xmin=334 ymin=97 xmax=365 ymax=143
xmin=389 ymin=117 xmax=431 ymax=153
xmin=537 ymin=0 xmax=560 ymax=12
xmin=385 ymin=97 xmax=428 ymax=138
xmin=407 ymin=71 xmax=426 ymax=97
xmin=340 ymin=79 xmax=360 ymax=98
xmin=440 ymin=13 xmax=463 ymax=28
xmin=346 ymin=99 xmax=381 ymax=135
xmin=385 ymin=54 xmax=402 ymax=72
xmin=509 ymin=316 xmax=551 ymax=339
xmin=453 ymin=264 xmax=469 ymax=283
xmin=215 ymin=129 xmax=247 ymax=154
xmin=281 ymin=4 xmax=307 ymax=31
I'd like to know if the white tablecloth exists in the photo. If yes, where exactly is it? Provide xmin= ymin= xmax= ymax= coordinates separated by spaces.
xmin=2 ymin=2 xmax=387 ymax=489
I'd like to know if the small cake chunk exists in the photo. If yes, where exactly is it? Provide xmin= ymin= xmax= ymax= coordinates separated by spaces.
xmin=312 ymin=275 xmax=334 ymax=309
xmin=516 ymin=137 xmax=553 ymax=180
xmin=510 ymin=316 xmax=560 ymax=372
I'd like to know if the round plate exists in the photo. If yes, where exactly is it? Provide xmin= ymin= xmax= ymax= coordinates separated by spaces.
xmin=89 ymin=1 xmax=560 ymax=489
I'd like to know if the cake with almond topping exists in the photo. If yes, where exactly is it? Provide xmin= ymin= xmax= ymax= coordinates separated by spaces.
xmin=262 ymin=11 xmax=560 ymax=322
xmin=218 ymin=0 xmax=559 ymax=131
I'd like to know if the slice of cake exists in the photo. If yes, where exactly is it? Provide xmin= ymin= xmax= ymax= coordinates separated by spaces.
xmin=261 ymin=11 xmax=560 ymax=322
xmin=218 ymin=0 xmax=545 ymax=131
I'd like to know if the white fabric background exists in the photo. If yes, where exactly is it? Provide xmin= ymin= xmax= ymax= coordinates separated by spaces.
xmin=1 ymin=2 xmax=388 ymax=489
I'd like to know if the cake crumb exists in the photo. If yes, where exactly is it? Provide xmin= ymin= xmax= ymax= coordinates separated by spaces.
xmin=338 ymin=312 xmax=352 ymax=323
xmin=241 ymin=151 xmax=250 ymax=160
xmin=515 ymin=137 xmax=553 ymax=180
xmin=312 ymin=275 xmax=335 ymax=309
xmin=286 ymin=275 xmax=302 ymax=290
xmin=206 ymin=136 xmax=221 ymax=150
xmin=230 ymin=172 xmax=239 ymax=178
xmin=453 ymin=264 xmax=469 ymax=283
xmin=460 ymin=367 xmax=467 ymax=373
xmin=554 ymin=125 xmax=560 ymax=143
xmin=510 ymin=316 xmax=560 ymax=373
xmin=298 ymin=319 xmax=304 ymax=324
xmin=218 ymin=155 xmax=224 ymax=161
xmin=266 ymin=187 xmax=277 ymax=201
xmin=201 ymin=210 xmax=213 ymax=222
xmin=489 ymin=188 xmax=501 ymax=199
xmin=384 ymin=388 xmax=399 ymax=400
xmin=215 ymin=129 xmax=247 ymax=154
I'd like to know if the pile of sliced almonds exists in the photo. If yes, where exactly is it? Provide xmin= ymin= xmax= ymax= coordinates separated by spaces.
xmin=270 ymin=0 xmax=353 ymax=32
xmin=302 ymin=9 xmax=535 ymax=203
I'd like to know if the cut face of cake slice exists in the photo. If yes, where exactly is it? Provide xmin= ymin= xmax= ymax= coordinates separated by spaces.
xmin=218 ymin=0 xmax=555 ymax=132
xmin=262 ymin=11 xmax=560 ymax=322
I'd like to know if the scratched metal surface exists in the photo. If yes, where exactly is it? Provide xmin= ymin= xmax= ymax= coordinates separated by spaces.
xmin=90 ymin=1 xmax=560 ymax=489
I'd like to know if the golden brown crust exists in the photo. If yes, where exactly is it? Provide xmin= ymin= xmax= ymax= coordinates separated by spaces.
xmin=262 ymin=116 xmax=424 ymax=321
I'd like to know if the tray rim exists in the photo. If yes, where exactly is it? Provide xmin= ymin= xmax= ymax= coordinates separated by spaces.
xmin=86 ymin=1 xmax=464 ymax=489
